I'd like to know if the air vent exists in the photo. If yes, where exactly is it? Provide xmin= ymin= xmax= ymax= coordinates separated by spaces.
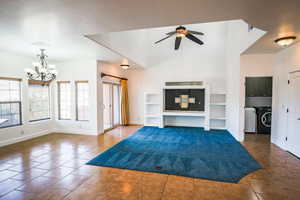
xmin=165 ymin=81 xmax=203 ymax=86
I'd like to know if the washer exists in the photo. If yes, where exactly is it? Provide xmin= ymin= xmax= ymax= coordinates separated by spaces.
xmin=255 ymin=107 xmax=272 ymax=134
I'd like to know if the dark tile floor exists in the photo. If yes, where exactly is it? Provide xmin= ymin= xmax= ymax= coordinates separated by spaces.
xmin=0 ymin=126 xmax=299 ymax=200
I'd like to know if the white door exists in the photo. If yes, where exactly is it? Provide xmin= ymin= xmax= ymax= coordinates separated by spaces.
xmin=287 ymin=71 xmax=300 ymax=157
xmin=112 ymin=84 xmax=120 ymax=126
xmin=103 ymin=82 xmax=121 ymax=131
xmin=103 ymin=83 xmax=112 ymax=130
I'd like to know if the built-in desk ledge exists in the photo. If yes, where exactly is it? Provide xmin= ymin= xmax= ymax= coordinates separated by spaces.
xmin=162 ymin=111 xmax=206 ymax=117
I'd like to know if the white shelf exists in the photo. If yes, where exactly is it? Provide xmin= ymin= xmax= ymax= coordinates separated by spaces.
xmin=145 ymin=114 xmax=161 ymax=118
xmin=210 ymin=103 xmax=226 ymax=106
xmin=211 ymin=93 xmax=226 ymax=95
xmin=209 ymin=93 xmax=226 ymax=130
xmin=210 ymin=117 xmax=226 ymax=120
xmin=163 ymin=85 xmax=205 ymax=89
xmin=145 ymin=102 xmax=161 ymax=105
xmin=144 ymin=92 xmax=162 ymax=127
xmin=163 ymin=111 xmax=206 ymax=117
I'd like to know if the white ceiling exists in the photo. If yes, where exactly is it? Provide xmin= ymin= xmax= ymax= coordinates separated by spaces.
xmin=0 ymin=0 xmax=299 ymax=61
xmin=88 ymin=21 xmax=230 ymax=68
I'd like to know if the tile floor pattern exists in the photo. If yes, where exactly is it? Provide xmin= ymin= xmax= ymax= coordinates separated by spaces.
xmin=0 ymin=126 xmax=299 ymax=200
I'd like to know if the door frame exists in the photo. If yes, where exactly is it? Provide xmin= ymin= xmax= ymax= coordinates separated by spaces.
xmin=240 ymin=75 xmax=274 ymax=141
xmin=102 ymin=81 xmax=121 ymax=132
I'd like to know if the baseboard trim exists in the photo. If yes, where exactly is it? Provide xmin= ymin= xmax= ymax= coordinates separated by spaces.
xmin=54 ymin=129 xmax=100 ymax=135
xmin=163 ymin=123 xmax=203 ymax=128
xmin=0 ymin=130 xmax=51 ymax=147
xmin=128 ymin=124 xmax=143 ymax=126
xmin=272 ymin=139 xmax=286 ymax=150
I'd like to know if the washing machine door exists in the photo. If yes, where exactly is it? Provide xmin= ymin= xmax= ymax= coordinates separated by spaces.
xmin=261 ymin=111 xmax=272 ymax=128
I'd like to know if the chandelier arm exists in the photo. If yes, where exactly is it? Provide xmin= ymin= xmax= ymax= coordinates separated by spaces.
xmin=26 ymin=49 xmax=56 ymax=82
xmin=44 ymin=72 xmax=55 ymax=82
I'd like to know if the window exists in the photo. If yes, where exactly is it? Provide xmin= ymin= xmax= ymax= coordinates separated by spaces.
xmin=0 ymin=78 xmax=22 ymax=128
xmin=28 ymin=81 xmax=50 ymax=122
xmin=75 ymin=81 xmax=89 ymax=121
xmin=58 ymin=81 xmax=71 ymax=120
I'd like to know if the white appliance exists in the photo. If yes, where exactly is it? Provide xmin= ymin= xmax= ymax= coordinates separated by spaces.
xmin=245 ymin=107 xmax=256 ymax=133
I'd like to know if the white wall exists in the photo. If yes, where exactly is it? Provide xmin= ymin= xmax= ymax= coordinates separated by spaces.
xmin=126 ymin=22 xmax=229 ymax=125
xmin=237 ymin=43 xmax=300 ymax=149
xmin=239 ymin=54 xmax=275 ymax=140
xmin=54 ymin=60 xmax=99 ymax=135
xmin=96 ymin=61 xmax=128 ymax=132
xmin=225 ymin=20 xmax=266 ymax=141
xmin=0 ymin=51 xmax=55 ymax=147
xmin=0 ymin=20 xmax=267 ymax=146
xmin=240 ymin=54 xmax=274 ymax=77
xmin=0 ymin=52 xmax=127 ymax=147
xmin=124 ymin=20 xmax=265 ymax=141
xmin=271 ymin=43 xmax=300 ymax=149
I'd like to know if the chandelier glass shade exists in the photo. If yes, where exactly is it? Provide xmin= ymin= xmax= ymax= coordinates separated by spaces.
xmin=25 ymin=49 xmax=57 ymax=82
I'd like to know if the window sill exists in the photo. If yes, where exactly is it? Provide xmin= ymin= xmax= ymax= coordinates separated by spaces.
xmin=29 ymin=118 xmax=51 ymax=124
xmin=0 ymin=123 xmax=23 ymax=129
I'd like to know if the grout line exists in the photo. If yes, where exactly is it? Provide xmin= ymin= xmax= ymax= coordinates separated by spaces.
xmin=160 ymin=175 xmax=169 ymax=200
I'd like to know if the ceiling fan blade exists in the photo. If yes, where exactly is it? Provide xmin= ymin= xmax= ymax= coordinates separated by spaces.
xmin=188 ymin=30 xmax=204 ymax=35
xmin=155 ymin=34 xmax=174 ymax=44
xmin=175 ymin=36 xmax=182 ymax=50
xmin=186 ymin=33 xmax=204 ymax=45
xmin=166 ymin=31 xmax=176 ymax=35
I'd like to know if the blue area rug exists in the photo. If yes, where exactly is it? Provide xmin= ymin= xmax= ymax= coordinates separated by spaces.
xmin=87 ymin=126 xmax=261 ymax=183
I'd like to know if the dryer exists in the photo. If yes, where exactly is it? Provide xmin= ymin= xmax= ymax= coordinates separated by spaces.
xmin=245 ymin=107 xmax=257 ymax=133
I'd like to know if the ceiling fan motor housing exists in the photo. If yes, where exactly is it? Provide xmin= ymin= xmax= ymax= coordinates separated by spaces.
xmin=176 ymin=26 xmax=187 ymax=36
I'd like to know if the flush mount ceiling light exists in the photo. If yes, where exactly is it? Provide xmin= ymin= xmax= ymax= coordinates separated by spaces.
xmin=25 ymin=49 xmax=57 ymax=82
xmin=274 ymin=36 xmax=297 ymax=47
xmin=120 ymin=58 xmax=130 ymax=70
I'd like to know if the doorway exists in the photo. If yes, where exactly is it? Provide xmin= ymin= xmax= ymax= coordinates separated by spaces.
xmin=244 ymin=77 xmax=273 ymax=135
xmin=287 ymin=71 xmax=300 ymax=157
xmin=103 ymin=82 xmax=121 ymax=131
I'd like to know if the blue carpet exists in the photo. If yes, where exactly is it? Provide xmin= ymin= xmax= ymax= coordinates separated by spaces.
xmin=87 ymin=126 xmax=261 ymax=183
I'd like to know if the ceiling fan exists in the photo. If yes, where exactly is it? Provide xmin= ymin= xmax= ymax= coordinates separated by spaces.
xmin=155 ymin=26 xmax=204 ymax=50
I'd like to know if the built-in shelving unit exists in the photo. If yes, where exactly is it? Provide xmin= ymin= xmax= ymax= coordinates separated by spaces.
xmin=144 ymin=93 xmax=162 ymax=127
xmin=144 ymin=85 xmax=227 ymax=131
xmin=161 ymin=84 xmax=210 ymax=130
xmin=209 ymin=93 xmax=226 ymax=130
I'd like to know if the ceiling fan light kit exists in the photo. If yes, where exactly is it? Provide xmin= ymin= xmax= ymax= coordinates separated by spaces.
xmin=155 ymin=25 xmax=204 ymax=50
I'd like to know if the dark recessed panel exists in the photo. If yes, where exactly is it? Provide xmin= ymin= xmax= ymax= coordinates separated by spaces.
xmin=164 ymin=89 xmax=205 ymax=111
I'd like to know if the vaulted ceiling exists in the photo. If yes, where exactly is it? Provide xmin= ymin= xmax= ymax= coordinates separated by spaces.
xmin=0 ymin=0 xmax=299 ymax=61
xmin=88 ymin=21 xmax=262 ymax=68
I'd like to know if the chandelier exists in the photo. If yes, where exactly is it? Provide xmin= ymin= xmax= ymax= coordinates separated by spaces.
xmin=25 ymin=49 xmax=57 ymax=82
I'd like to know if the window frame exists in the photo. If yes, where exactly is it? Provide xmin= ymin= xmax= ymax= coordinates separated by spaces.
xmin=0 ymin=77 xmax=22 ymax=129
xmin=75 ymin=80 xmax=89 ymax=121
xmin=57 ymin=81 xmax=72 ymax=120
xmin=28 ymin=80 xmax=51 ymax=122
